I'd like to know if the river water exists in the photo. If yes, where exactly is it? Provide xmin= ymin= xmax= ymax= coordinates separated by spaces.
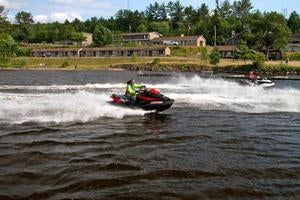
xmin=0 ymin=70 xmax=300 ymax=199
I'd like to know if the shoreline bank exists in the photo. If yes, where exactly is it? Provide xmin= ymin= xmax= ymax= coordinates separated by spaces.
xmin=2 ymin=65 xmax=300 ymax=81
xmin=1 ymin=57 xmax=300 ymax=76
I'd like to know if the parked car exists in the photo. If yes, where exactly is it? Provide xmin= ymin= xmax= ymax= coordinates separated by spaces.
xmin=163 ymin=40 xmax=179 ymax=45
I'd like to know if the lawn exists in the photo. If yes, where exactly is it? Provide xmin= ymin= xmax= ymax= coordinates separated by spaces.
xmin=10 ymin=57 xmax=252 ymax=70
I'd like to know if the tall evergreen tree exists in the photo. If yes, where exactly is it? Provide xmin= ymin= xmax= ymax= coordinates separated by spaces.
xmin=288 ymin=11 xmax=300 ymax=34
xmin=15 ymin=11 xmax=34 ymax=25
xmin=0 ymin=6 xmax=10 ymax=34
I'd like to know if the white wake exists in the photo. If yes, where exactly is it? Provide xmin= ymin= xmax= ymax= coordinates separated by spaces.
xmin=1 ymin=75 xmax=300 ymax=124
xmin=0 ymin=91 xmax=147 ymax=124
xmin=165 ymin=75 xmax=300 ymax=113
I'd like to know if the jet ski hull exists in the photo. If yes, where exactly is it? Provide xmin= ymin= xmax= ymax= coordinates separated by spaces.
xmin=110 ymin=94 xmax=174 ymax=112
xmin=241 ymin=79 xmax=275 ymax=88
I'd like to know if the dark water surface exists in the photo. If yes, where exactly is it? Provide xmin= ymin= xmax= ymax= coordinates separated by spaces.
xmin=0 ymin=71 xmax=300 ymax=199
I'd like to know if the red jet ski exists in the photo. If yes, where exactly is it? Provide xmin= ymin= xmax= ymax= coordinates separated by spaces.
xmin=110 ymin=87 xmax=174 ymax=112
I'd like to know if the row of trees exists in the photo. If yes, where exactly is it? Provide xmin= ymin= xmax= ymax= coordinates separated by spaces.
xmin=0 ymin=1 xmax=299 ymax=56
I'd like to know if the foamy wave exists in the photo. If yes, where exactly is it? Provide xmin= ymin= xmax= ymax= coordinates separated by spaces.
xmin=166 ymin=75 xmax=300 ymax=113
xmin=0 ymin=91 xmax=147 ymax=124
xmin=1 ymin=75 xmax=300 ymax=125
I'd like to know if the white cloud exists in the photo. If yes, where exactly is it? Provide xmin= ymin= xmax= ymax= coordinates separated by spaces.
xmin=50 ymin=0 xmax=92 ymax=4
xmin=51 ymin=13 xmax=82 ymax=22
xmin=33 ymin=13 xmax=82 ymax=23
xmin=49 ymin=0 xmax=113 ymax=9
xmin=33 ymin=15 xmax=48 ymax=23
xmin=0 ymin=0 xmax=24 ymax=9
xmin=7 ymin=14 xmax=15 ymax=22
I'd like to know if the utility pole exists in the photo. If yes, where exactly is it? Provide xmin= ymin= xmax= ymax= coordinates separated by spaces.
xmin=214 ymin=25 xmax=217 ymax=47
xmin=127 ymin=0 xmax=130 ymax=32
xmin=231 ymin=30 xmax=235 ymax=62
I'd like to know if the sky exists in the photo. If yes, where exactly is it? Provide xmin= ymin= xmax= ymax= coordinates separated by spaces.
xmin=0 ymin=0 xmax=299 ymax=23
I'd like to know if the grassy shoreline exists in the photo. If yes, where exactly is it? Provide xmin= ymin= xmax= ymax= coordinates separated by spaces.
xmin=2 ymin=57 xmax=300 ymax=75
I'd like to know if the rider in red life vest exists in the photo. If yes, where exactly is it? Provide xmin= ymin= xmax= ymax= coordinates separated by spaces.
xmin=248 ymin=71 xmax=258 ymax=82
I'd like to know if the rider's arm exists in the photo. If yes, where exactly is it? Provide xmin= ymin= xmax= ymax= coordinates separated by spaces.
xmin=133 ymin=83 xmax=142 ymax=89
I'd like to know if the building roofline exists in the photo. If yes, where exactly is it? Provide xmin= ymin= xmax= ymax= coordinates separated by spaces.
xmin=121 ymin=32 xmax=163 ymax=37
xmin=152 ymin=35 xmax=206 ymax=41
xmin=31 ymin=46 xmax=170 ymax=52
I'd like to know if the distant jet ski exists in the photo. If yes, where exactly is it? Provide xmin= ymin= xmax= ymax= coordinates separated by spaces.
xmin=110 ymin=87 xmax=174 ymax=112
xmin=241 ymin=78 xmax=275 ymax=88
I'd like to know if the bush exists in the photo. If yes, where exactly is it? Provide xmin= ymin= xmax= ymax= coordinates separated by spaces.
xmin=0 ymin=59 xmax=9 ymax=68
xmin=170 ymin=46 xmax=187 ymax=57
xmin=279 ymin=64 xmax=289 ymax=73
xmin=151 ymin=58 xmax=161 ymax=65
xmin=60 ymin=61 xmax=69 ymax=68
xmin=253 ymin=52 xmax=266 ymax=69
xmin=236 ymin=64 xmax=253 ymax=72
xmin=179 ymin=64 xmax=189 ymax=71
xmin=257 ymin=64 xmax=294 ymax=75
xmin=209 ymin=48 xmax=220 ymax=65
xmin=199 ymin=47 xmax=209 ymax=62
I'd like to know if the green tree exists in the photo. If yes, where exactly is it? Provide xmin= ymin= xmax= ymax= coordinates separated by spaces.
xmin=70 ymin=32 xmax=85 ymax=43
xmin=93 ymin=25 xmax=112 ymax=47
xmin=0 ymin=34 xmax=18 ymax=67
xmin=233 ymin=0 xmax=253 ymax=22
xmin=136 ymin=23 xmax=147 ymax=32
xmin=0 ymin=6 xmax=10 ymax=34
xmin=236 ymin=44 xmax=255 ymax=63
xmin=84 ymin=17 xmax=100 ymax=33
xmin=115 ymin=10 xmax=145 ymax=32
xmin=15 ymin=11 xmax=34 ymax=25
xmin=218 ymin=0 xmax=232 ymax=18
xmin=249 ymin=12 xmax=290 ymax=59
xmin=13 ymin=11 xmax=34 ymax=42
xmin=149 ymin=21 xmax=170 ymax=35
xmin=210 ymin=12 xmax=233 ymax=45
xmin=59 ymin=23 xmax=77 ymax=41
xmin=46 ymin=23 xmax=60 ymax=43
xmin=288 ymin=11 xmax=300 ymax=34
xmin=167 ymin=1 xmax=185 ymax=34
xmin=183 ymin=6 xmax=197 ymax=35
xmin=193 ymin=20 xmax=210 ymax=41
xmin=210 ymin=47 xmax=221 ymax=65
xmin=145 ymin=2 xmax=167 ymax=21
xmin=72 ymin=18 xmax=86 ymax=32
xmin=12 ymin=24 xmax=33 ymax=43
xmin=197 ymin=3 xmax=210 ymax=21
